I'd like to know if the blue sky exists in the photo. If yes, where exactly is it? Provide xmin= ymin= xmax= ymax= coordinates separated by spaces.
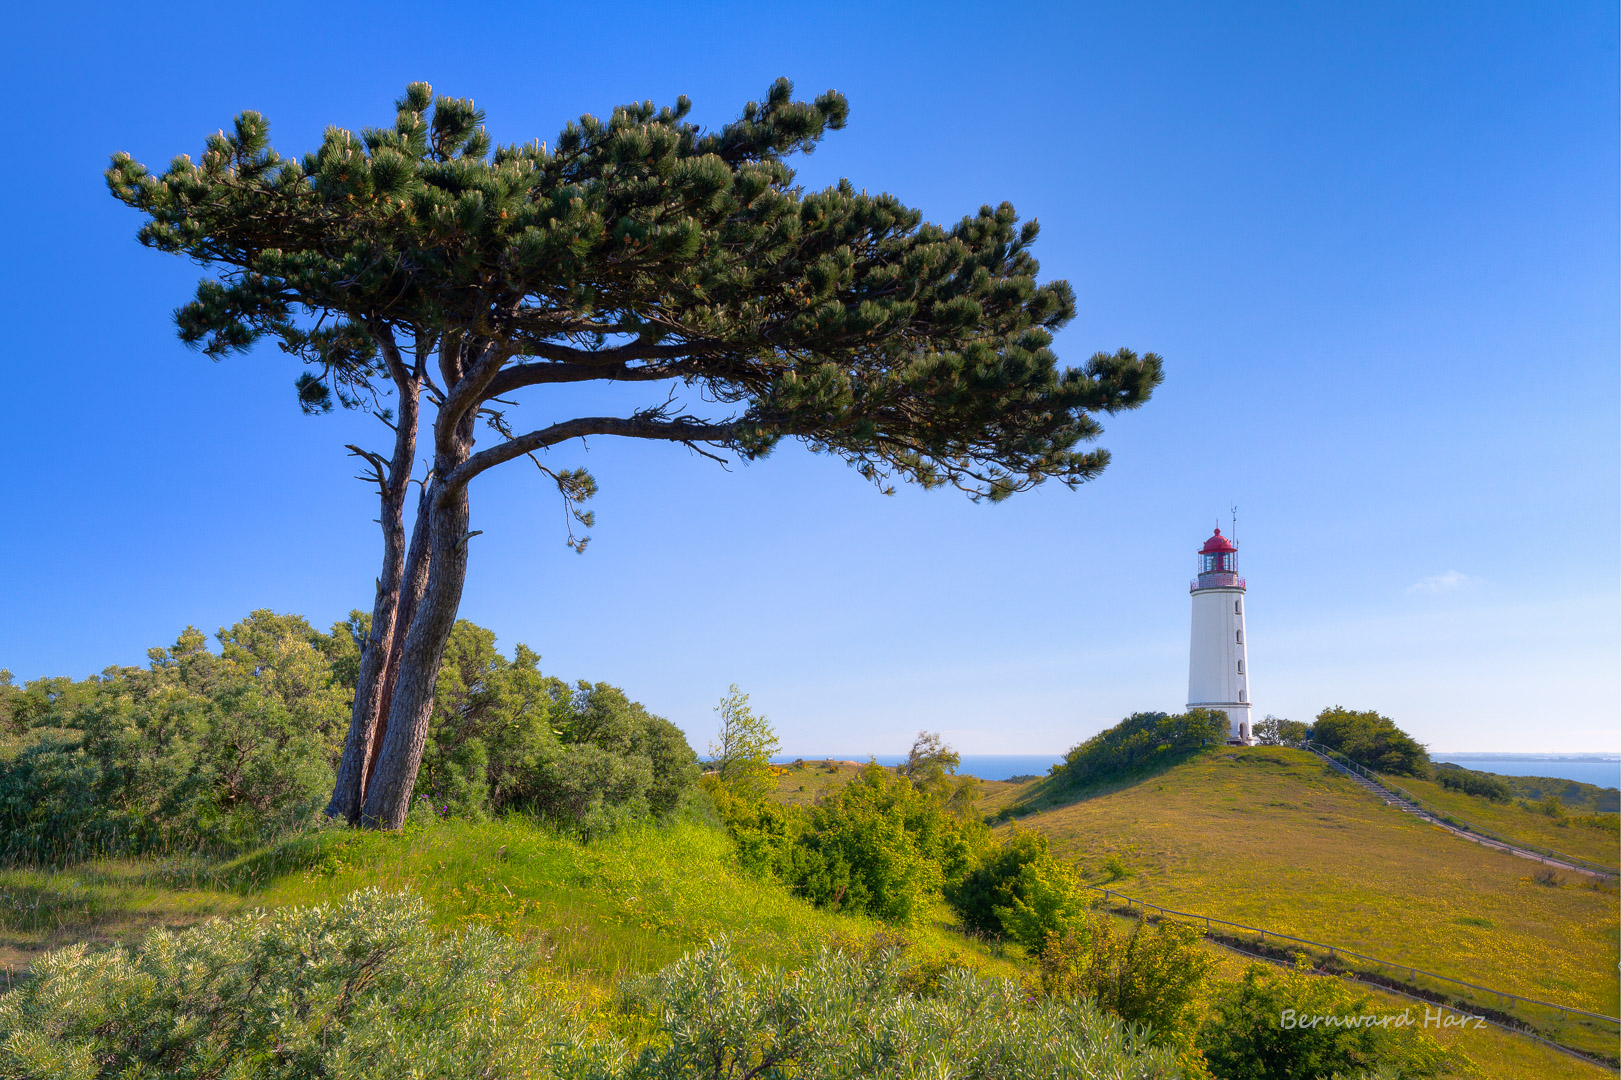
xmin=1 ymin=2 xmax=1615 ymax=753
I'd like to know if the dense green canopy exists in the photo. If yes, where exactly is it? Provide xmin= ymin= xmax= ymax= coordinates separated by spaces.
xmin=107 ymin=78 xmax=1161 ymax=500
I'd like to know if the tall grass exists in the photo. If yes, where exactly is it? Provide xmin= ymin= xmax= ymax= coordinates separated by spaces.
xmin=0 ymin=814 xmax=1018 ymax=995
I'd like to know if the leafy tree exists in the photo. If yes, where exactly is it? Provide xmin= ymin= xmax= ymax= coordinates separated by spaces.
xmin=900 ymin=730 xmax=961 ymax=782
xmin=108 ymin=80 xmax=1165 ymax=829
xmin=1310 ymin=707 xmax=1430 ymax=778
xmin=1253 ymin=715 xmax=1309 ymax=746
xmin=707 ymin=684 xmax=779 ymax=799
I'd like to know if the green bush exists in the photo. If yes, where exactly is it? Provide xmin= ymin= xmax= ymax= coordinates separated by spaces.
xmin=712 ymin=763 xmax=987 ymax=925
xmin=633 ymin=937 xmax=1183 ymax=1079
xmin=0 ymin=888 xmax=606 ymax=1080
xmin=0 ymin=888 xmax=1184 ymax=1079
xmin=0 ymin=614 xmax=349 ymax=859
xmin=948 ymin=828 xmax=1089 ymax=949
xmin=1198 ymin=961 xmax=1450 ymax=1080
xmin=1309 ymin=708 xmax=1429 ymax=778
xmin=1037 ymin=916 xmax=1215 ymax=1069
xmin=788 ymin=764 xmax=982 ymax=923
xmin=1431 ymin=764 xmax=1513 ymax=802
xmin=1043 ymin=709 xmax=1232 ymax=796
xmin=417 ymin=624 xmax=698 ymax=831
xmin=0 ymin=612 xmax=701 ymax=859
xmin=0 ymin=738 xmax=107 ymax=862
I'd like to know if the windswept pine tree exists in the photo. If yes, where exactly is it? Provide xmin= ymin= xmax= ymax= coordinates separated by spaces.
xmin=109 ymin=80 xmax=1164 ymax=828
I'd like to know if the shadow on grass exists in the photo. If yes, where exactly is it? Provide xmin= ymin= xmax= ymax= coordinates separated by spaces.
xmin=991 ymin=746 xmax=1319 ymax=822
xmin=991 ymin=749 xmax=1216 ymax=820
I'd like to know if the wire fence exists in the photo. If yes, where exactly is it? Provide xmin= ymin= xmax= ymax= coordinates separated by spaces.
xmin=1303 ymin=742 xmax=1618 ymax=879
xmin=1188 ymin=923 xmax=1618 ymax=1070
xmin=1085 ymin=884 xmax=1621 ymax=1066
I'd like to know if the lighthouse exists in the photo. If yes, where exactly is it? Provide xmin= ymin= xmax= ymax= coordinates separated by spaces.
xmin=1187 ymin=527 xmax=1253 ymax=744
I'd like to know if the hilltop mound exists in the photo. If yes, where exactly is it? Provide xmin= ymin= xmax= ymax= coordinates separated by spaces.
xmin=988 ymin=746 xmax=1617 ymax=1024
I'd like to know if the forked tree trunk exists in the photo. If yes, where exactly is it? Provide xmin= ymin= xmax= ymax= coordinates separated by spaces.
xmin=360 ymin=410 xmax=478 ymax=830
xmin=325 ymin=339 xmax=423 ymax=822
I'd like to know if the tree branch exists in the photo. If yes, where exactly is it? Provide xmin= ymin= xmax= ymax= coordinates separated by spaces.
xmin=437 ymin=414 xmax=740 ymax=500
xmin=483 ymin=358 xmax=694 ymax=398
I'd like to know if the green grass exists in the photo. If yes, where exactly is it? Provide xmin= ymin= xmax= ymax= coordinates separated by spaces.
xmin=0 ymin=815 xmax=1018 ymax=1000
xmin=768 ymin=758 xmax=873 ymax=806
xmin=1190 ymin=931 xmax=1612 ymax=1080
xmin=987 ymin=747 xmax=1618 ymax=1026
xmin=765 ymin=752 xmax=1618 ymax=1076
xmin=1 ymin=784 xmax=1611 ymax=1079
xmin=1389 ymin=772 xmax=1620 ymax=871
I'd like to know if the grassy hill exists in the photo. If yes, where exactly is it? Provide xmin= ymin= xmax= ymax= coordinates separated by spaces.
xmin=1388 ymin=771 xmax=1619 ymax=870
xmin=763 ymin=754 xmax=1617 ymax=1077
xmin=767 ymin=758 xmax=876 ymax=806
xmin=984 ymin=748 xmax=1617 ymax=1023
xmin=0 ymin=798 xmax=1611 ymax=1078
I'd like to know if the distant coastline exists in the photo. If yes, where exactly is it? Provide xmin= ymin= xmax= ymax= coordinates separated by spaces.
xmin=1432 ymin=752 xmax=1619 ymax=761
xmin=776 ymin=752 xmax=1621 ymax=788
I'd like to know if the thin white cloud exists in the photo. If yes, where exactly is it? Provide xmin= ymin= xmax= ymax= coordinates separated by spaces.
xmin=1407 ymin=570 xmax=1477 ymax=595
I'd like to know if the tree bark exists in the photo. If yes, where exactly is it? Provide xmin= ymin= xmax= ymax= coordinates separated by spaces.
xmin=359 ymin=425 xmax=475 ymax=829
xmin=359 ymin=336 xmax=497 ymax=829
xmin=324 ymin=333 xmax=423 ymax=822
xmin=362 ymin=483 xmax=432 ymax=793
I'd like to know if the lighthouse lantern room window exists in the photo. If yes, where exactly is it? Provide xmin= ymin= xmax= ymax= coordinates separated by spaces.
xmin=1201 ymin=550 xmax=1233 ymax=573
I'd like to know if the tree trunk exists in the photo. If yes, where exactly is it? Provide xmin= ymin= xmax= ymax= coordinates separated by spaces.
xmin=362 ymin=484 xmax=432 ymax=793
xmin=360 ymin=410 xmax=477 ymax=830
xmin=325 ymin=336 xmax=422 ymax=822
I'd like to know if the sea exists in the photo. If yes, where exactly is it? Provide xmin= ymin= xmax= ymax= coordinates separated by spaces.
xmin=776 ymin=753 xmax=1621 ymax=789
xmin=1429 ymin=755 xmax=1620 ymax=790
xmin=775 ymin=754 xmax=1064 ymax=782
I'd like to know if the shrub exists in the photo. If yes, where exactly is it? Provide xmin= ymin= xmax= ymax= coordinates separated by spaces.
xmin=1045 ymin=709 xmax=1232 ymax=795
xmin=713 ymin=762 xmax=987 ymax=925
xmin=0 ymin=613 xmax=701 ymax=857
xmin=786 ymin=764 xmax=984 ymax=923
xmin=633 ymin=937 xmax=1183 ymax=1079
xmin=1310 ymin=708 xmax=1429 ymax=778
xmin=0 ymin=888 xmax=611 ymax=1079
xmin=1198 ymin=961 xmax=1450 ymax=1080
xmin=1038 ymin=915 xmax=1216 ymax=1071
xmin=0 ymin=614 xmax=349 ymax=859
xmin=1431 ymin=764 xmax=1512 ymax=801
xmin=949 ymin=829 xmax=1089 ymax=948
xmin=0 ymin=889 xmax=1183 ymax=1079
xmin=0 ymin=738 xmax=107 ymax=862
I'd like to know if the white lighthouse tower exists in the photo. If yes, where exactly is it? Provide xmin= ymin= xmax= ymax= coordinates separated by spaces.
xmin=1187 ymin=527 xmax=1253 ymax=744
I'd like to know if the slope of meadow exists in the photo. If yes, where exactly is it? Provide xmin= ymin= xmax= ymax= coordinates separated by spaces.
xmin=1389 ymin=772 xmax=1620 ymax=871
xmin=990 ymin=746 xmax=1618 ymax=1024
xmin=0 ymin=816 xmax=1016 ymax=998
xmin=0 ymin=803 xmax=1610 ymax=1078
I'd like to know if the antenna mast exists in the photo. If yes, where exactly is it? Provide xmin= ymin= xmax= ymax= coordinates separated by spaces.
xmin=1231 ymin=505 xmax=1238 ymax=545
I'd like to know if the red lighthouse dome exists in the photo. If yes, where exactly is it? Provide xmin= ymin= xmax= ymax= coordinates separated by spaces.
xmin=1193 ymin=527 xmax=1242 ymax=587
